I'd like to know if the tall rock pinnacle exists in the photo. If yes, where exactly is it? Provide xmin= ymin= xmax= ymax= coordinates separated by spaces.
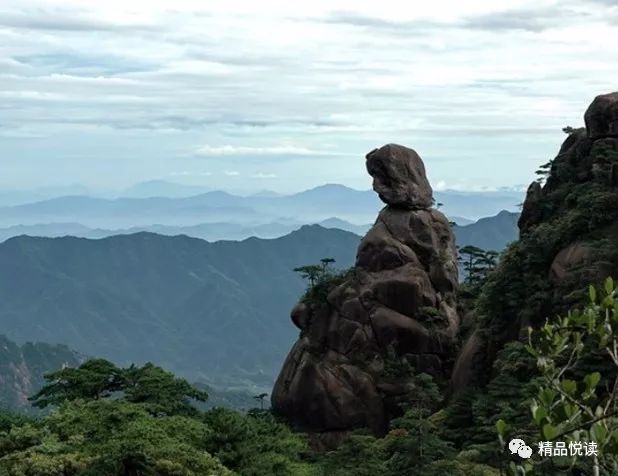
xmin=272 ymin=144 xmax=459 ymax=446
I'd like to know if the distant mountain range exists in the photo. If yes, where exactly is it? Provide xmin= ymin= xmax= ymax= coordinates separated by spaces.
xmin=0 ymin=211 xmax=520 ymax=252
xmin=0 ymin=183 xmax=523 ymax=229
xmin=0 ymin=226 xmax=359 ymax=390
xmin=454 ymin=210 xmax=520 ymax=251
xmin=0 ymin=218 xmax=368 ymax=243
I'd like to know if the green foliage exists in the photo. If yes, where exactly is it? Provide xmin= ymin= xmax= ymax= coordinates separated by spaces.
xmin=202 ymin=408 xmax=316 ymax=476
xmin=320 ymin=433 xmax=388 ymax=476
xmin=294 ymin=258 xmax=355 ymax=305
xmin=29 ymin=359 xmax=124 ymax=408
xmin=122 ymin=363 xmax=208 ymax=417
xmin=30 ymin=360 xmax=208 ymax=417
xmin=535 ymin=160 xmax=553 ymax=183
xmin=252 ymin=393 xmax=268 ymax=410
xmin=504 ymin=278 xmax=618 ymax=474
xmin=458 ymin=245 xmax=499 ymax=291
xmin=382 ymin=347 xmax=415 ymax=380
xmin=443 ymin=341 xmax=540 ymax=470
xmin=478 ymin=148 xmax=618 ymax=352
xmin=0 ymin=400 xmax=232 ymax=475
xmin=1 ymin=360 xmax=318 ymax=475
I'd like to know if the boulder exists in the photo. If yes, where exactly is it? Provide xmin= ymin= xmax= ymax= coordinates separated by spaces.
xmin=366 ymin=144 xmax=433 ymax=209
xmin=549 ymin=242 xmax=591 ymax=282
xmin=585 ymin=92 xmax=618 ymax=140
xmin=518 ymin=181 xmax=542 ymax=233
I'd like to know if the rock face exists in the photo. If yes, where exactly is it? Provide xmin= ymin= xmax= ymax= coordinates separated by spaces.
xmin=272 ymin=144 xmax=459 ymax=437
xmin=366 ymin=144 xmax=433 ymax=209
xmin=585 ymin=92 xmax=618 ymax=140
xmin=452 ymin=92 xmax=618 ymax=391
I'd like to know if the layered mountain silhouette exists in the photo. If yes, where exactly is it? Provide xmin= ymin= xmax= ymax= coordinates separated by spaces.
xmin=0 ymin=210 xmax=519 ymax=253
xmin=0 ymin=226 xmax=358 ymax=389
xmin=0 ymin=184 xmax=522 ymax=229
xmin=453 ymin=210 xmax=519 ymax=251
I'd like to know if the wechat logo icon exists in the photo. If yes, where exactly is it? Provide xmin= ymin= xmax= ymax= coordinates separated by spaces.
xmin=509 ymin=438 xmax=533 ymax=459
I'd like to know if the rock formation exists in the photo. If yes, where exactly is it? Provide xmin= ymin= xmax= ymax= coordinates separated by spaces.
xmin=272 ymin=144 xmax=459 ymax=440
xmin=452 ymin=92 xmax=618 ymax=390
xmin=585 ymin=92 xmax=618 ymax=139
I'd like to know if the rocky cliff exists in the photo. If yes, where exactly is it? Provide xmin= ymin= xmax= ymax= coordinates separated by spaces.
xmin=452 ymin=92 xmax=618 ymax=389
xmin=272 ymin=144 xmax=459 ymax=440
xmin=0 ymin=335 xmax=82 ymax=410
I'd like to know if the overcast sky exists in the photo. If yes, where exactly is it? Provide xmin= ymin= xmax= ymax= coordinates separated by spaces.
xmin=1 ymin=0 xmax=617 ymax=193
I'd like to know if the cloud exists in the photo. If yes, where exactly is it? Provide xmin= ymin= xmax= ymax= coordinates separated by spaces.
xmin=319 ymin=11 xmax=437 ymax=33
xmin=0 ymin=127 xmax=46 ymax=138
xmin=223 ymin=170 xmax=240 ymax=176
xmin=170 ymin=171 xmax=212 ymax=177
xmin=195 ymin=144 xmax=339 ymax=156
xmin=461 ymin=6 xmax=583 ymax=32
xmin=0 ymin=7 xmax=158 ymax=32
xmin=2 ymin=0 xmax=618 ymax=192
xmin=434 ymin=180 xmax=448 ymax=191
xmin=321 ymin=4 xmax=602 ymax=34
xmin=252 ymin=172 xmax=277 ymax=179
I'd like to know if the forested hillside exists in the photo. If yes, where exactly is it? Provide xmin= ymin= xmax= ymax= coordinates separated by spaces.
xmin=0 ymin=225 xmax=358 ymax=389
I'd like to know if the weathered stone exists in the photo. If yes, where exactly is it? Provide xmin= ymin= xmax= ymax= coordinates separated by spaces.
xmin=450 ymin=330 xmax=484 ymax=395
xmin=291 ymin=302 xmax=310 ymax=330
xmin=271 ymin=339 xmax=387 ymax=435
xmin=272 ymin=144 xmax=459 ymax=439
xmin=518 ymin=181 xmax=542 ymax=233
xmin=452 ymin=92 xmax=618 ymax=395
xmin=549 ymin=242 xmax=592 ymax=282
xmin=356 ymin=221 xmax=421 ymax=272
xmin=366 ymin=144 xmax=433 ymax=209
xmin=585 ymin=92 xmax=618 ymax=139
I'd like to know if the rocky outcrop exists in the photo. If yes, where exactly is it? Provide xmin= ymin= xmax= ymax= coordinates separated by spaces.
xmin=517 ymin=181 xmax=542 ymax=233
xmin=272 ymin=144 xmax=459 ymax=437
xmin=366 ymin=144 xmax=433 ymax=209
xmin=0 ymin=335 xmax=83 ymax=409
xmin=452 ymin=92 xmax=618 ymax=391
xmin=585 ymin=92 xmax=618 ymax=139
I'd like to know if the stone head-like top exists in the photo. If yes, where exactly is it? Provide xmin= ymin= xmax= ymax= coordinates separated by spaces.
xmin=366 ymin=143 xmax=433 ymax=209
xmin=585 ymin=92 xmax=618 ymax=139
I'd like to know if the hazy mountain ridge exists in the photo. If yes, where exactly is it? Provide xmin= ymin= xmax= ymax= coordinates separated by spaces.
xmin=453 ymin=210 xmax=520 ymax=251
xmin=0 ymin=184 xmax=523 ymax=229
xmin=0 ymin=226 xmax=358 ymax=390
xmin=0 ymin=211 xmax=520 ymax=253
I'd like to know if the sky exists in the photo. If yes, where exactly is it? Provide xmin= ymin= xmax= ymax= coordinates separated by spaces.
xmin=1 ymin=0 xmax=617 ymax=194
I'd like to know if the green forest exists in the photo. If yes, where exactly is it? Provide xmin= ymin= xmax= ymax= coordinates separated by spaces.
xmin=2 ymin=277 xmax=618 ymax=475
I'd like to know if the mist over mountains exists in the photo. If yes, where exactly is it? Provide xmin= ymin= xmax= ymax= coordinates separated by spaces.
xmin=0 ymin=183 xmax=523 ymax=229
